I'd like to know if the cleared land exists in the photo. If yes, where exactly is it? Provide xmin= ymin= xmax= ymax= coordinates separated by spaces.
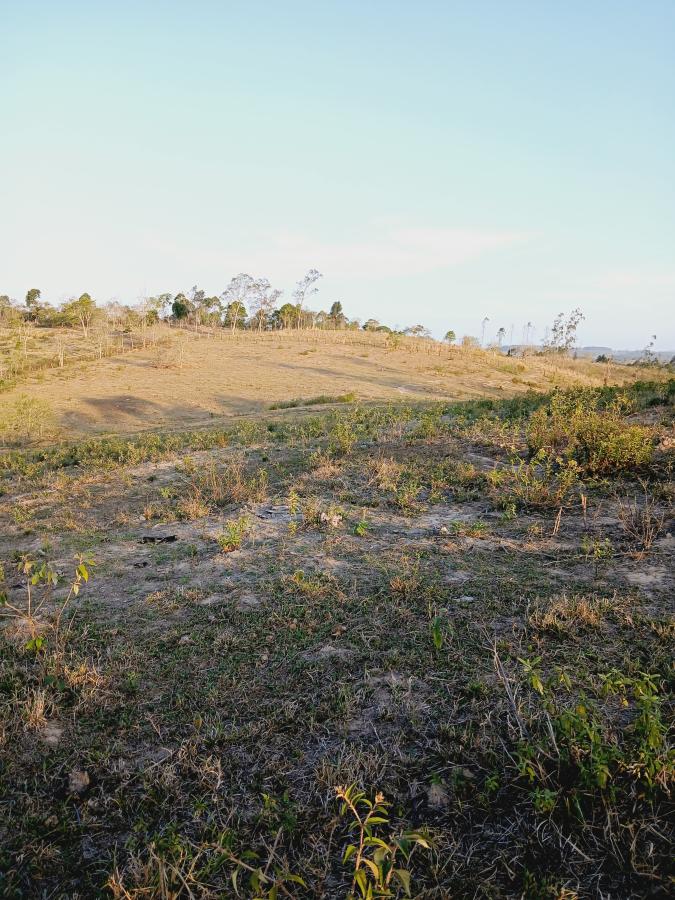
xmin=0 ymin=336 xmax=673 ymax=898
xmin=0 ymin=326 xmax=651 ymax=442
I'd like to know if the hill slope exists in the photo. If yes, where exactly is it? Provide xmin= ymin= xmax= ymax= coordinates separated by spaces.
xmin=0 ymin=327 xmax=659 ymax=443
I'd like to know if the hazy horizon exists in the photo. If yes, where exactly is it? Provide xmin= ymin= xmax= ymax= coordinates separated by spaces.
xmin=2 ymin=1 xmax=674 ymax=348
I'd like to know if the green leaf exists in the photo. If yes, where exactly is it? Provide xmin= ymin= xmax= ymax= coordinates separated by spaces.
xmin=362 ymin=859 xmax=380 ymax=879
xmin=366 ymin=837 xmax=390 ymax=850
xmin=404 ymin=831 xmax=431 ymax=849
xmin=394 ymin=868 xmax=412 ymax=896
xmin=531 ymin=673 xmax=545 ymax=695
xmin=354 ymin=868 xmax=368 ymax=897
xmin=372 ymin=847 xmax=387 ymax=865
xmin=343 ymin=844 xmax=357 ymax=863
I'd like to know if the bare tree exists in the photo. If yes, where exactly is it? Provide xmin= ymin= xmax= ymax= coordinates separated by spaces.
xmin=292 ymin=269 xmax=322 ymax=329
xmin=547 ymin=308 xmax=584 ymax=354
xmin=250 ymin=280 xmax=282 ymax=331
xmin=481 ymin=316 xmax=490 ymax=346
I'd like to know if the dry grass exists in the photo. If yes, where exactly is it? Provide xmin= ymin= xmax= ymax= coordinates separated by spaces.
xmin=529 ymin=592 xmax=631 ymax=631
xmin=1 ymin=325 xmax=660 ymax=444
xmin=618 ymin=486 xmax=665 ymax=557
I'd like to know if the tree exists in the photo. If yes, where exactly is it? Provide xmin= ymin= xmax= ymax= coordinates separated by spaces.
xmin=220 ymin=274 xmax=258 ymax=333
xmin=24 ymin=288 xmax=44 ymax=322
xmin=547 ymin=308 xmax=584 ymax=353
xmin=25 ymin=288 xmax=41 ymax=308
xmin=363 ymin=318 xmax=380 ymax=332
xmin=156 ymin=293 xmax=173 ymax=318
xmin=250 ymin=281 xmax=282 ymax=331
xmin=327 ymin=301 xmax=347 ymax=329
xmin=62 ymin=293 xmax=97 ymax=338
xmin=137 ymin=296 xmax=163 ymax=326
xmin=135 ymin=297 xmax=163 ymax=347
xmin=641 ymin=335 xmax=658 ymax=366
xmin=223 ymin=300 xmax=248 ymax=331
xmin=276 ymin=302 xmax=299 ymax=330
xmin=443 ymin=330 xmax=456 ymax=344
xmin=462 ymin=335 xmax=480 ymax=349
xmin=497 ymin=326 xmax=506 ymax=347
xmin=105 ymin=301 xmax=128 ymax=329
xmin=171 ymin=293 xmax=191 ymax=321
xmin=292 ymin=269 xmax=322 ymax=328
xmin=481 ymin=316 xmax=490 ymax=346
xmin=0 ymin=294 xmax=14 ymax=325
xmin=404 ymin=324 xmax=431 ymax=338
xmin=187 ymin=285 xmax=221 ymax=327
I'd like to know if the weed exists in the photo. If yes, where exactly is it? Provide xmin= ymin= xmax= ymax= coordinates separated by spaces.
xmin=0 ymin=394 xmax=56 ymax=446
xmin=354 ymin=510 xmax=369 ymax=537
xmin=618 ymin=485 xmax=665 ymax=557
xmin=429 ymin=614 xmax=453 ymax=651
xmin=300 ymin=496 xmax=343 ymax=530
xmin=449 ymin=519 xmax=489 ymax=538
xmin=216 ymin=515 xmax=251 ymax=552
xmin=488 ymin=449 xmax=580 ymax=509
xmin=0 ymin=554 xmax=93 ymax=652
xmin=581 ymin=535 xmax=614 ymax=579
xmin=188 ymin=458 xmax=268 ymax=509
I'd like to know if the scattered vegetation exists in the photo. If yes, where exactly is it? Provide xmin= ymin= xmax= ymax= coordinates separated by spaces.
xmin=0 ymin=375 xmax=673 ymax=897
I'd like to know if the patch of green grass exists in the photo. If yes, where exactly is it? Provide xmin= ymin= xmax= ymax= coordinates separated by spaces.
xmin=269 ymin=391 xmax=357 ymax=410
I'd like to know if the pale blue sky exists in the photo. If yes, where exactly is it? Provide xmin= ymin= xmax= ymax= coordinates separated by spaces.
xmin=2 ymin=0 xmax=674 ymax=347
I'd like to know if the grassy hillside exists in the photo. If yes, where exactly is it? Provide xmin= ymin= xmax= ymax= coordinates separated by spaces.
xmin=0 ymin=379 xmax=673 ymax=897
xmin=0 ymin=325 xmax=664 ymax=446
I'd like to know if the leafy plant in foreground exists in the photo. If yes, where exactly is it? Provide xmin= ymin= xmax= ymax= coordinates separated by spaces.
xmin=336 ymin=784 xmax=431 ymax=898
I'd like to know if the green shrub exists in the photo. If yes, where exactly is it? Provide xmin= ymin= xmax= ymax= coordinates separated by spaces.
xmin=488 ymin=450 xmax=580 ymax=509
xmin=0 ymin=395 xmax=56 ymax=446
xmin=526 ymin=389 xmax=655 ymax=476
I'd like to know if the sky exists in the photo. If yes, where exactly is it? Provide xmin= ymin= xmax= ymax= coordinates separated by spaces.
xmin=1 ymin=0 xmax=674 ymax=348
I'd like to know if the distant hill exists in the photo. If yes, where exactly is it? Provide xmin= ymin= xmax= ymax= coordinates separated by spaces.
xmin=504 ymin=345 xmax=674 ymax=363
xmin=575 ymin=347 xmax=674 ymax=362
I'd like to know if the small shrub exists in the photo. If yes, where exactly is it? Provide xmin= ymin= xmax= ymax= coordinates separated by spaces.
xmin=488 ymin=450 xmax=580 ymax=509
xmin=526 ymin=389 xmax=655 ymax=475
xmin=335 ymin=784 xmax=431 ymax=899
xmin=216 ymin=515 xmax=251 ymax=552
